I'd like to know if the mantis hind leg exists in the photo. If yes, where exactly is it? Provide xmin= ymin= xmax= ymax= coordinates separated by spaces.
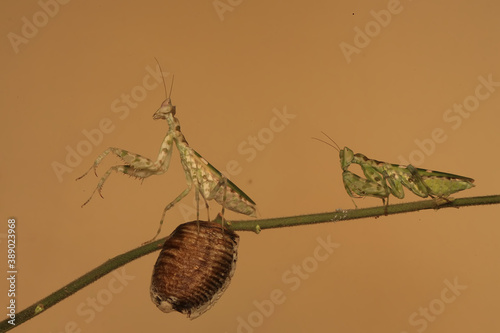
xmin=406 ymin=165 xmax=455 ymax=206
xmin=382 ymin=196 xmax=389 ymax=215
xmin=219 ymin=177 xmax=229 ymax=230
xmin=194 ymin=188 xmax=210 ymax=232
xmin=202 ymin=176 xmax=230 ymax=230
xmin=406 ymin=165 xmax=433 ymax=198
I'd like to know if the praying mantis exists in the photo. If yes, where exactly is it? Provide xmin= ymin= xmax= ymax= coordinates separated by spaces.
xmin=77 ymin=65 xmax=256 ymax=241
xmin=314 ymin=132 xmax=475 ymax=210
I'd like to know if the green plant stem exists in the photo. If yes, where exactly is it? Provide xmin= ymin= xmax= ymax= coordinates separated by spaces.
xmin=226 ymin=194 xmax=500 ymax=232
xmin=1 ymin=194 xmax=499 ymax=332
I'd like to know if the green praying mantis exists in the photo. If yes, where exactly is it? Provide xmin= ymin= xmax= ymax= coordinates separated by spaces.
xmin=77 ymin=65 xmax=256 ymax=241
xmin=314 ymin=132 xmax=475 ymax=210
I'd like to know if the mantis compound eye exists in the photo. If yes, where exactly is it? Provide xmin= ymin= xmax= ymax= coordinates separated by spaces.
xmin=150 ymin=221 xmax=239 ymax=319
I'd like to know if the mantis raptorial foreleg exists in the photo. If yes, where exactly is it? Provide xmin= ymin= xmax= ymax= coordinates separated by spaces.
xmin=79 ymin=165 xmax=134 ymax=207
xmin=77 ymin=148 xmax=151 ymax=180
xmin=342 ymin=169 xmax=391 ymax=212
xmin=76 ymin=143 xmax=174 ymax=207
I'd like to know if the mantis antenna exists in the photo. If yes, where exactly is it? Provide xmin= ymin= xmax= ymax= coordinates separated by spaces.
xmin=154 ymin=57 xmax=174 ymax=99
xmin=312 ymin=131 xmax=341 ymax=152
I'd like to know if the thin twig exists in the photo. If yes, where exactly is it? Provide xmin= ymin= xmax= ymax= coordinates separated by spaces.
xmin=1 ymin=194 xmax=498 ymax=332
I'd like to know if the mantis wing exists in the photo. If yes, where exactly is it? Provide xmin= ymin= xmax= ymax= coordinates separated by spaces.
xmin=190 ymin=150 xmax=257 ymax=217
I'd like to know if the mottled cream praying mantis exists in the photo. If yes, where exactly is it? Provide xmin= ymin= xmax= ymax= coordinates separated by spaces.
xmin=314 ymin=132 xmax=475 ymax=210
xmin=77 ymin=64 xmax=256 ymax=241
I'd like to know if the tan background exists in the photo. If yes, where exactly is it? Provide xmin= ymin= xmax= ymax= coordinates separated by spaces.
xmin=1 ymin=1 xmax=499 ymax=332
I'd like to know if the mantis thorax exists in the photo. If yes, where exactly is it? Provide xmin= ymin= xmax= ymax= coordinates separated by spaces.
xmin=153 ymin=98 xmax=189 ymax=151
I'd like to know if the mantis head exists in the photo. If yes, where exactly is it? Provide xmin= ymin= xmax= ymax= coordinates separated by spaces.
xmin=339 ymin=147 xmax=354 ymax=171
xmin=153 ymin=98 xmax=176 ymax=120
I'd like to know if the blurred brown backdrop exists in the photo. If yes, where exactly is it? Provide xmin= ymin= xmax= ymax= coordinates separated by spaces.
xmin=1 ymin=1 xmax=499 ymax=332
